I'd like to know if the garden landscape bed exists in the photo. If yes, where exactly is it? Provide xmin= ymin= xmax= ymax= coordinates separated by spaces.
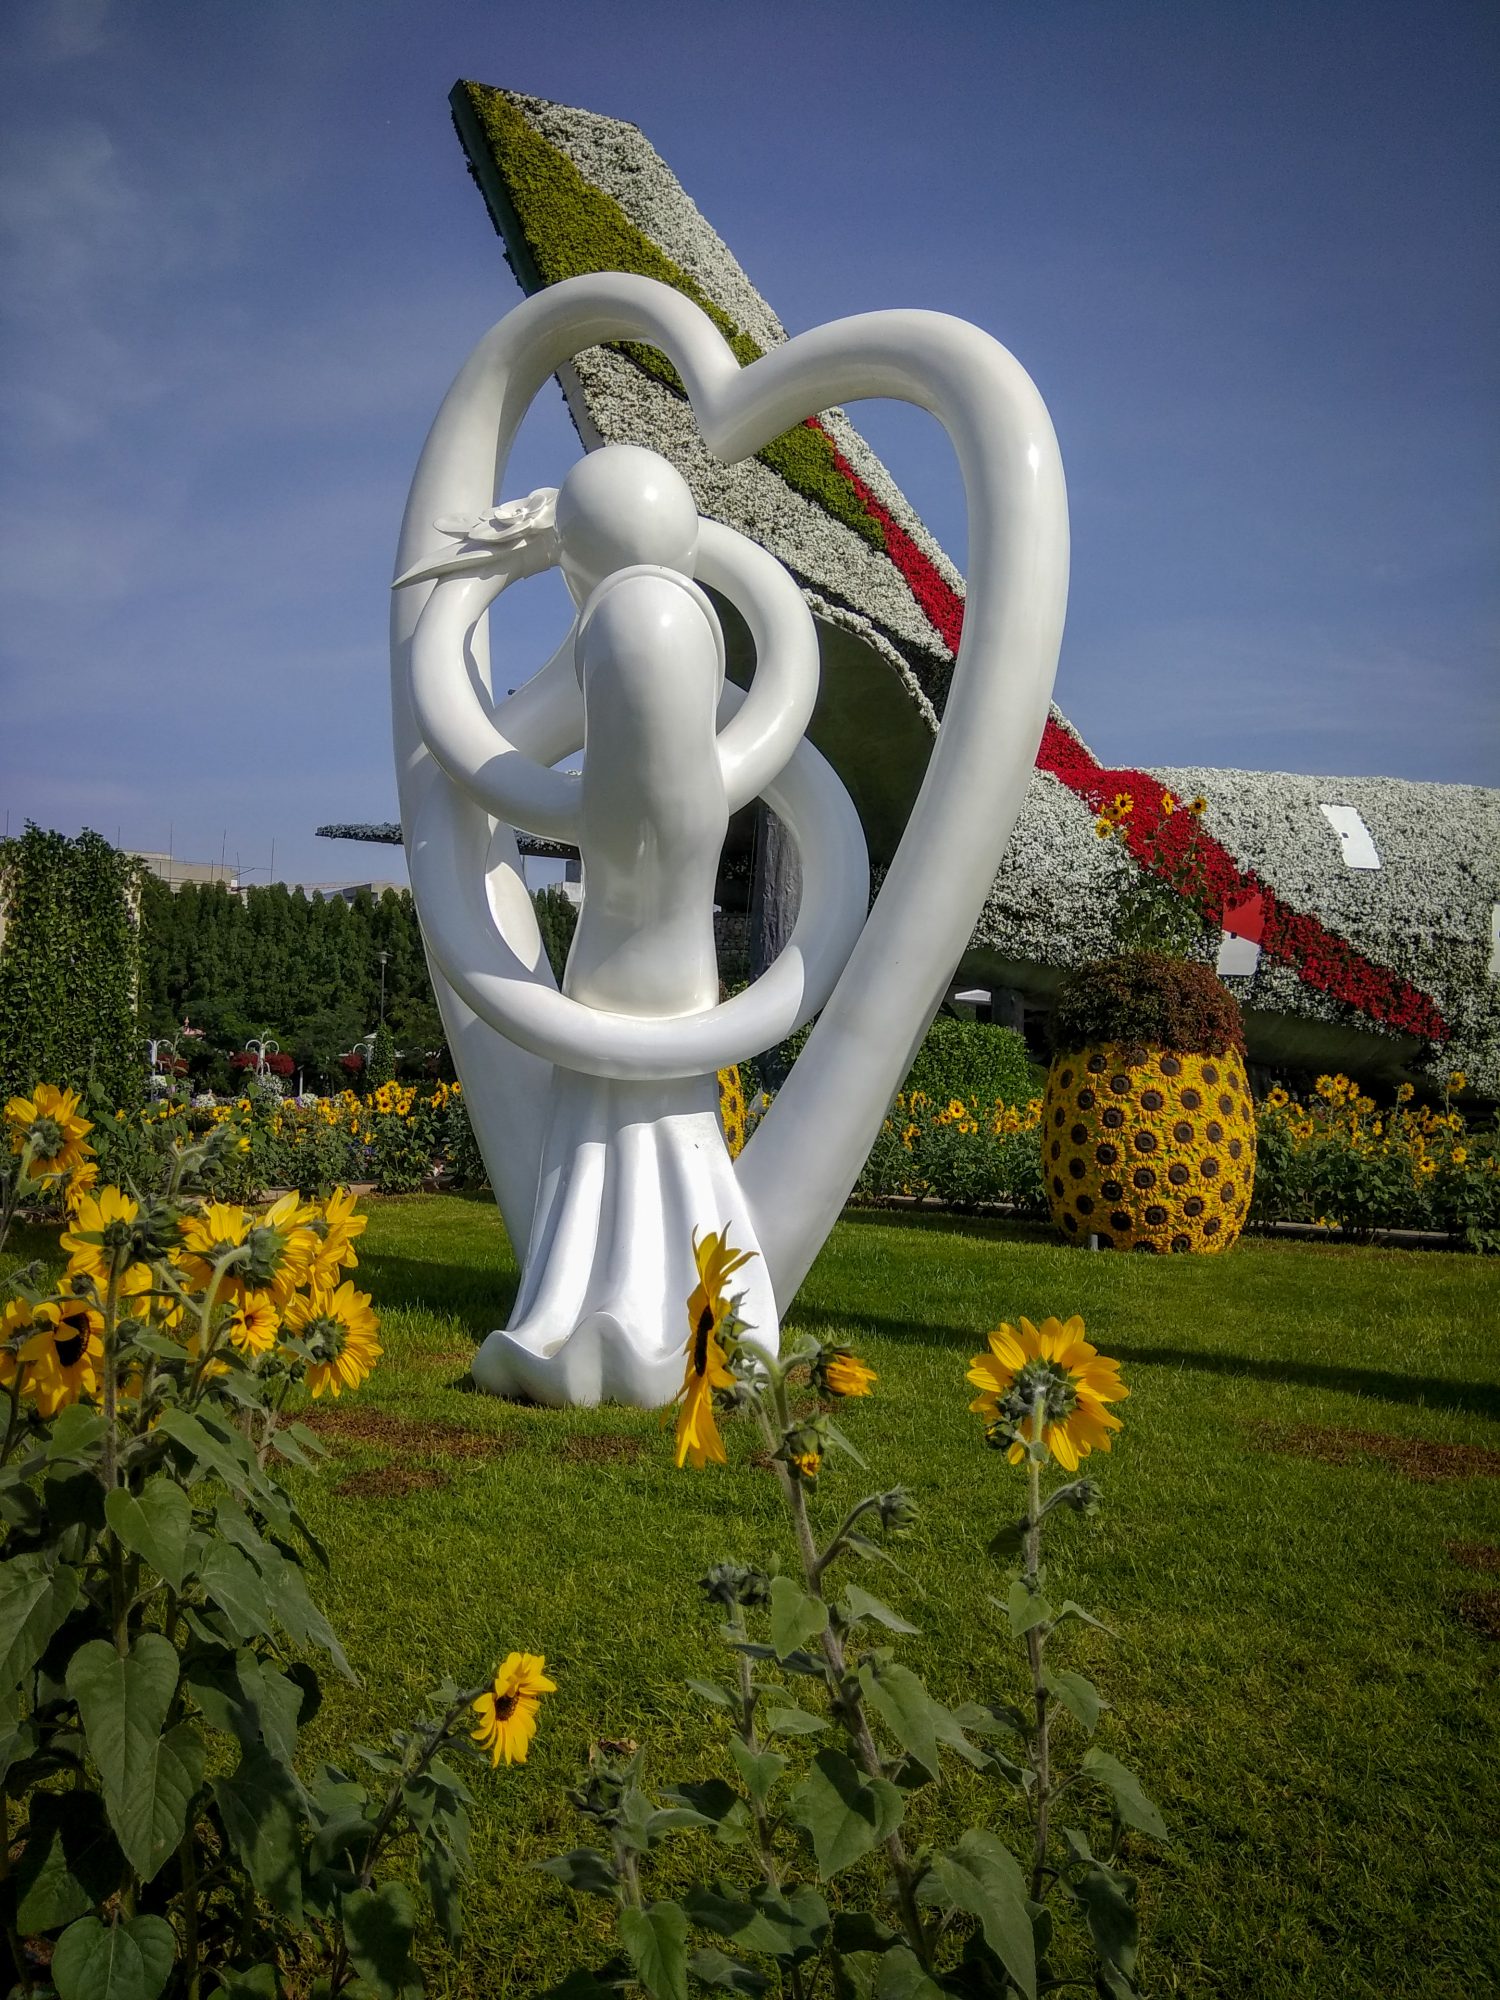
xmin=8 ymin=1193 xmax=1493 ymax=1996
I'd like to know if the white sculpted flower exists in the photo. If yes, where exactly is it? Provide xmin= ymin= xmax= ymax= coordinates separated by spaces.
xmin=433 ymin=487 xmax=557 ymax=546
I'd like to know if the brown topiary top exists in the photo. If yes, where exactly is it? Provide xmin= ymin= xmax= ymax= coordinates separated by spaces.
xmin=1052 ymin=952 xmax=1246 ymax=1059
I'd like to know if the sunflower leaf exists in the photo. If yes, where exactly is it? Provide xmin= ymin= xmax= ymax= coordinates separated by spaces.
xmin=341 ymin=1880 xmax=422 ymax=1999
xmin=1079 ymin=1749 xmax=1168 ymax=1843
xmin=1005 ymin=1581 xmax=1053 ymax=1638
xmin=765 ymin=1705 xmax=829 ymax=1737
xmin=12 ymin=1790 xmax=124 ymax=1932
xmin=789 ymin=1748 xmax=904 ymax=1878
xmin=688 ymin=1947 xmax=770 ymax=1993
xmin=105 ymin=1478 xmax=192 ymax=1594
xmin=534 ymin=1847 xmax=621 ymax=1899
xmin=66 ymin=1636 xmax=204 ymax=1883
xmin=211 ymin=1745 xmax=304 ymax=1919
xmin=686 ymin=1677 xmax=735 ymax=1709
xmin=768 ymin=1577 xmax=828 ymax=1660
xmin=840 ymin=1584 xmax=920 ymax=1636
xmin=1044 ymin=1669 xmax=1103 ymax=1735
xmin=1069 ymin=1859 xmax=1140 ymax=1984
xmin=987 ymin=1518 xmax=1029 ymax=1561
xmin=819 ymin=1418 xmax=868 ymax=1470
xmin=922 ymin=1831 xmax=1036 ymax=1999
xmin=0 ymin=1553 xmax=81 ymax=1695
xmin=1053 ymin=1600 xmax=1117 ymax=1639
xmin=728 ymin=1734 xmax=787 ymax=1807
xmin=619 ymin=1899 xmax=690 ymax=2000
xmin=858 ymin=1660 xmax=941 ymax=1780
xmin=51 ymin=1913 xmax=176 ymax=2000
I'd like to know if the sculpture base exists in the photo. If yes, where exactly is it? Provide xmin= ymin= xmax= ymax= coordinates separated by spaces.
xmin=470 ymin=1070 xmax=777 ymax=1408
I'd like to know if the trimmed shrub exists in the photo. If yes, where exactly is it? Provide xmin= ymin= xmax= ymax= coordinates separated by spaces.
xmin=1052 ymin=951 xmax=1245 ymax=1059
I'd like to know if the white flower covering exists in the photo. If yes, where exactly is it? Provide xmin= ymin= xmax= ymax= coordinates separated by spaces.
xmin=566 ymin=345 xmax=956 ymax=687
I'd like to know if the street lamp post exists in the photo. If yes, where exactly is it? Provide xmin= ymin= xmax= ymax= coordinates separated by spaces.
xmin=377 ymin=949 xmax=390 ymax=1025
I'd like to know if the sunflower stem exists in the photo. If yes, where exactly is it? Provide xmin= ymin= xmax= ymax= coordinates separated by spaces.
xmin=775 ymin=1413 xmax=932 ymax=1972
xmin=727 ymin=1604 xmax=783 ymax=1891
xmin=1024 ymin=1387 xmax=1052 ymax=1904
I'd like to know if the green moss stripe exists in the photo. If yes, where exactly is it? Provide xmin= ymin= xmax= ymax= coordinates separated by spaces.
xmin=455 ymin=82 xmax=885 ymax=552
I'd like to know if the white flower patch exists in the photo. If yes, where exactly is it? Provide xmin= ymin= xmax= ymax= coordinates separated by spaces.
xmin=567 ymin=346 xmax=955 ymax=687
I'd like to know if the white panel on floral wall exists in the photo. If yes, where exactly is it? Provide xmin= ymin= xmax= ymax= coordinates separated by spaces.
xmin=1216 ymin=931 xmax=1262 ymax=976
xmin=1489 ymin=904 xmax=1500 ymax=978
xmin=1318 ymin=803 xmax=1382 ymax=869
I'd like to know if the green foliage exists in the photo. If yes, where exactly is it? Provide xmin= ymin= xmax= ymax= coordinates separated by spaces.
xmin=537 ymin=1329 xmax=1158 ymax=1996
xmin=367 ymin=1023 xmax=398 ymax=1090
xmin=0 ymin=1123 xmax=490 ymax=1996
xmin=904 ymin=1019 xmax=1038 ymax=1109
xmin=1052 ymin=952 xmax=1246 ymax=1059
xmin=533 ymin=886 xmax=579 ymax=986
xmin=457 ymin=82 xmax=886 ymax=551
xmin=0 ymin=826 xmax=143 ymax=1108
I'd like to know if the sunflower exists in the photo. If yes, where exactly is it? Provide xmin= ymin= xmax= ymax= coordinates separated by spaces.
xmin=63 ymin=1159 xmax=100 ymax=1213
xmin=60 ymin=1186 xmax=143 ymax=1288
xmin=223 ymin=1291 xmax=279 ymax=1357
xmin=967 ymin=1315 xmax=1127 ymax=1472
xmin=20 ymin=1295 xmax=106 ymax=1416
xmin=5 ymin=1084 xmax=93 ymax=1181
xmin=817 ymin=1347 xmax=877 ymax=1398
xmin=281 ymin=1280 xmax=381 ymax=1398
xmin=670 ymin=1229 xmax=753 ymax=1470
xmin=471 ymin=1652 xmax=556 ymax=1766
xmin=176 ymin=1202 xmax=254 ymax=1288
xmin=0 ymin=1297 xmax=40 ymax=1398
xmin=1111 ymin=791 xmax=1134 ymax=817
xmin=306 ymin=1187 xmax=368 ymax=1288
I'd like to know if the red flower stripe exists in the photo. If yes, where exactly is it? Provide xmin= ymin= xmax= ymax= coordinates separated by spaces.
xmin=812 ymin=420 xmax=1447 ymax=1042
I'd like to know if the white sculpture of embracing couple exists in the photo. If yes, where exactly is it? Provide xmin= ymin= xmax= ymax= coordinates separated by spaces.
xmin=390 ymin=273 xmax=1069 ymax=1408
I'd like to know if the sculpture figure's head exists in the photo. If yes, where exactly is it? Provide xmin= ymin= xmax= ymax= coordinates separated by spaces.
xmin=555 ymin=445 xmax=699 ymax=605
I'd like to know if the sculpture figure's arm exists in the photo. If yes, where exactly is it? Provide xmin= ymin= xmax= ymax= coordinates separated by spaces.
xmin=694 ymin=521 xmax=821 ymax=814
xmin=407 ymin=678 xmax=867 ymax=1080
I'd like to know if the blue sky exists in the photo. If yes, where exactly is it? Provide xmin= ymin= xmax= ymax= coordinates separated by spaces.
xmin=2 ymin=0 xmax=1496 ymax=887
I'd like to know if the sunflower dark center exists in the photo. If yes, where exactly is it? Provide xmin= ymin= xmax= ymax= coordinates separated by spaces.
xmin=692 ymin=1303 xmax=714 ymax=1376
xmin=493 ymin=1693 xmax=518 ymax=1720
xmin=55 ymin=1332 xmax=87 ymax=1370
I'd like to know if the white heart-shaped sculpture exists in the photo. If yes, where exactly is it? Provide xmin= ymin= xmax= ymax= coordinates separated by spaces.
xmin=391 ymin=274 xmax=1068 ymax=1406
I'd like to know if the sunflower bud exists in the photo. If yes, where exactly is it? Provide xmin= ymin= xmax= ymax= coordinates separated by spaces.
xmin=698 ymin=1562 xmax=772 ymax=1611
xmin=874 ymin=1486 xmax=919 ymax=1532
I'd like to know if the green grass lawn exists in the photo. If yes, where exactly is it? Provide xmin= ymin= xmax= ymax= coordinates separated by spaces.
xmin=9 ymin=1198 xmax=1500 ymax=1995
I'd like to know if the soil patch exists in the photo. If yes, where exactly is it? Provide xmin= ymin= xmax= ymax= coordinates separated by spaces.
xmin=1252 ymin=1422 xmax=1500 ymax=1483
xmin=300 ymin=1405 xmax=515 ymax=1459
xmin=411 ymin=1346 xmax=475 ymax=1372
xmin=560 ymin=1433 xmax=646 ymax=1466
xmin=1451 ymin=1590 xmax=1500 ymax=1641
xmin=336 ymin=1465 xmax=451 ymax=1500
xmin=1447 ymin=1541 xmax=1500 ymax=1575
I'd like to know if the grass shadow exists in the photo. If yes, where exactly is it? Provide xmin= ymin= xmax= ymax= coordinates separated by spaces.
xmin=355 ymin=1251 xmax=518 ymax=1332
xmin=787 ymin=1300 xmax=1500 ymax=1421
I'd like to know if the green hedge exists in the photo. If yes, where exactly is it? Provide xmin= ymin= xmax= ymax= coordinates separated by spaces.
xmin=0 ymin=826 xmax=142 ymax=1108
xmin=903 ymin=1018 xmax=1039 ymax=1107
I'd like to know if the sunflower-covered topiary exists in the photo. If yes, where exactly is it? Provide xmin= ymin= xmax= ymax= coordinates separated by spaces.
xmin=1044 ymin=954 xmax=1256 ymax=1253
xmin=717 ymin=1065 xmax=748 ymax=1158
